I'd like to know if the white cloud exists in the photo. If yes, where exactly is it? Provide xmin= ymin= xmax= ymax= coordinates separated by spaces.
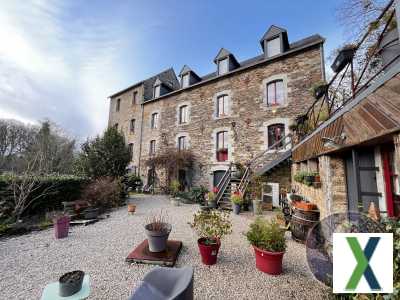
xmin=0 ymin=0 xmax=126 ymax=138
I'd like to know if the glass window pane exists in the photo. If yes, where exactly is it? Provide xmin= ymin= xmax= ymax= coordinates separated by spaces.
xmin=219 ymin=58 xmax=228 ymax=75
xmin=267 ymin=83 xmax=275 ymax=105
xmin=154 ymin=85 xmax=160 ymax=97
xmin=267 ymin=37 xmax=281 ymax=57
xmin=275 ymin=80 xmax=284 ymax=104
xmin=182 ymin=74 xmax=189 ymax=88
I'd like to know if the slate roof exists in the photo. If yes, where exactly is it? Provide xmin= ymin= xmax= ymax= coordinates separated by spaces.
xmin=109 ymin=33 xmax=324 ymax=101
xmin=260 ymin=25 xmax=287 ymax=41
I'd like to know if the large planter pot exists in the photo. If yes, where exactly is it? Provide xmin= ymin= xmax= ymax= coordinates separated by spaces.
xmin=171 ymin=198 xmax=181 ymax=206
xmin=253 ymin=245 xmax=285 ymax=275
xmin=144 ymin=223 xmax=172 ymax=252
xmin=84 ymin=208 xmax=99 ymax=219
xmin=127 ymin=204 xmax=136 ymax=213
xmin=59 ymin=270 xmax=85 ymax=297
xmin=54 ymin=216 xmax=70 ymax=239
xmin=232 ymin=203 xmax=241 ymax=215
xmin=197 ymin=237 xmax=221 ymax=265
xmin=207 ymin=201 xmax=217 ymax=209
xmin=252 ymin=200 xmax=263 ymax=215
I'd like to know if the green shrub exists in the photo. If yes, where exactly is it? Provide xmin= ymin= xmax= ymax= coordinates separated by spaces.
xmin=0 ymin=174 xmax=87 ymax=221
xmin=245 ymin=217 xmax=286 ymax=252
xmin=170 ymin=180 xmax=180 ymax=198
xmin=79 ymin=177 xmax=122 ymax=211
xmin=189 ymin=210 xmax=232 ymax=244
xmin=189 ymin=186 xmax=208 ymax=203
xmin=126 ymin=174 xmax=143 ymax=191
xmin=231 ymin=192 xmax=243 ymax=205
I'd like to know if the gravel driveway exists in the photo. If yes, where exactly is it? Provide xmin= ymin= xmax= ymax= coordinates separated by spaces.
xmin=0 ymin=195 xmax=330 ymax=299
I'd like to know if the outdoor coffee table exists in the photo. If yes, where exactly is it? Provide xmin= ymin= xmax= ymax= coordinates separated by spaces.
xmin=41 ymin=275 xmax=90 ymax=300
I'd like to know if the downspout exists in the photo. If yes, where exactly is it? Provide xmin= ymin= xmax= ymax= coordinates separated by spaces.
xmin=320 ymin=43 xmax=326 ymax=81
xmin=137 ymin=89 xmax=145 ymax=176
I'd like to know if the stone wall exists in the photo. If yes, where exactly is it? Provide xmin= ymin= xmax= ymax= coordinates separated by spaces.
xmin=292 ymin=154 xmax=348 ymax=219
xmin=109 ymin=45 xmax=323 ymax=189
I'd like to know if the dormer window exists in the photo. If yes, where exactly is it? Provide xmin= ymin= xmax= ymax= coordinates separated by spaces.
xmin=266 ymin=37 xmax=281 ymax=57
xmin=182 ymin=73 xmax=190 ymax=88
xmin=154 ymin=85 xmax=161 ymax=98
xmin=218 ymin=58 xmax=229 ymax=75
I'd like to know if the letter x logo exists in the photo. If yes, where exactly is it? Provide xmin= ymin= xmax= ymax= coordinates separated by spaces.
xmin=346 ymin=237 xmax=381 ymax=291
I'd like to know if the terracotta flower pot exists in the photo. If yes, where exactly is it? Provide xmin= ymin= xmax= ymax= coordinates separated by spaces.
xmin=53 ymin=216 xmax=70 ymax=239
xmin=253 ymin=245 xmax=285 ymax=275
xmin=197 ymin=237 xmax=220 ymax=265
xmin=128 ymin=204 xmax=136 ymax=213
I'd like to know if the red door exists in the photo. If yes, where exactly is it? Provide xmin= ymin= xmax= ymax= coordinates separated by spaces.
xmin=381 ymin=146 xmax=399 ymax=217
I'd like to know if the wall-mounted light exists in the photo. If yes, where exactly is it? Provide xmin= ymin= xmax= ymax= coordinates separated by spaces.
xmin=322 ymin=132 xmax=346 ymax=149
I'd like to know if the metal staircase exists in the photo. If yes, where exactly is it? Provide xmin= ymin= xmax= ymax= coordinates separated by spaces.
xmin=215 ymin=134 xmax=293 ymax=208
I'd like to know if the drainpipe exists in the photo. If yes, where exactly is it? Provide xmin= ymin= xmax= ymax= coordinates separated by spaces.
xmin=396 ymin=0 xmax=400 ymax=39
xmin=137 ymin=90 xmax=145 ymax=176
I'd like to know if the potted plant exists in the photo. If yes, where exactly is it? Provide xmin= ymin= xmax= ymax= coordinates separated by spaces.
xmin=144 ymin=211 xmax=172 ymax=252
xmin=170 ymin=180 xmax=181 ymax=206
xmin=331 ymin=44 xmax=357 ymax=73
xmin=303 ymin=172 xmax=315 ymax=186
xmin=231 ymin=191 xmax=243 ymax=215
xmin=189 ymin=210 xmax=232 ymax=265
xmin=127 ymin=203 xmax=136 ymax=214
xmin=310 ymin=81 xmax=328 ymax=99
xmin=206 ymin=188 xmax=217 ymax=209
xmin=59 ymin=270 xmax=85 ymax=297
xmin=245 ymin=218 xmax=286 ymax=275
xmin=53 ymin=213 xmax=70 ymax=239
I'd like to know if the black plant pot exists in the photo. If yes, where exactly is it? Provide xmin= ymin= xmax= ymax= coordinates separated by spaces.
xmin=331 ymin=47 xmax=356 ymax=73
xmin=314 ymin=85 xmax=328 ymax=99
xmin=59 ymin=270 xmax=85 ymax=297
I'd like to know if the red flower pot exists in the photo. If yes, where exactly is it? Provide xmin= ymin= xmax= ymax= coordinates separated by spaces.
xmin=54 ymin=216 xmax=70 ymax=239
xmin=253 ymin=245 xmax=285 ymax=275
xmin=197 ymin=238 xmax=220 ymax=265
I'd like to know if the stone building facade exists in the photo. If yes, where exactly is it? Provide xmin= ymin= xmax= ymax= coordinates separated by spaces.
xmin=108 ymin=25 xmax=325 ymax=191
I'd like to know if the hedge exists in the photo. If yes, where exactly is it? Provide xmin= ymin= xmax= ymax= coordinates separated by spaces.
xmin=0 ymin=174 xmax=88 ymax=219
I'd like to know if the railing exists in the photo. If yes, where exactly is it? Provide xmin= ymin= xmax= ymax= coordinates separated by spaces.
xmin=238 ymin=133 xmax=293 ymax=196
xmin=215 ymin=162 xmax=233 ymax=205
xmin=298 ymin=0 xmax=398 ymax=139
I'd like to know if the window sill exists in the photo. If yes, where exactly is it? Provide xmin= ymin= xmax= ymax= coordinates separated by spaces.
xmin=214 ymin=114 xmax=231 ymax=120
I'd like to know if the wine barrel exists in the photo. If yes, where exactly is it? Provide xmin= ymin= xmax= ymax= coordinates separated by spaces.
xmin=291 ymin=207 xmax=320 ymax=243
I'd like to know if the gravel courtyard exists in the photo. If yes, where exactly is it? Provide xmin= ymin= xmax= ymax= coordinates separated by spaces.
xmin=0 ymin=195 xmax=330 ymax=299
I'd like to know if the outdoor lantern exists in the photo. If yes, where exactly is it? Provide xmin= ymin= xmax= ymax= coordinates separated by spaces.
xmin=331 ymin=45 xmax=357 ymax=73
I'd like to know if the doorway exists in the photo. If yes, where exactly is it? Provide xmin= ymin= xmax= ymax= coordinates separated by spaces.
xmin=213 ymin=170 xmax=226 ymax=188
xmin=345 ymin=148 xmax=381 ymax=213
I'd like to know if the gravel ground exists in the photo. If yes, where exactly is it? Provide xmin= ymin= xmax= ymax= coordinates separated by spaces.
xmin=0 ymin=195 xmax=330 ymax=300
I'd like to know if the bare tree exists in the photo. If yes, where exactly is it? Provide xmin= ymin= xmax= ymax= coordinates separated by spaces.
xmin=9 ymin=152 xmax=57 ymax=221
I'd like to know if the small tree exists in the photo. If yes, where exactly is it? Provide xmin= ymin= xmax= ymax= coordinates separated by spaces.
xmin=76 ymin=127 xmax=131 ymax=178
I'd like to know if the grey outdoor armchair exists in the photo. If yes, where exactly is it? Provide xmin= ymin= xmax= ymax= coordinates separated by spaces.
xmin=129 ymin=266 xmax=194 ymax=300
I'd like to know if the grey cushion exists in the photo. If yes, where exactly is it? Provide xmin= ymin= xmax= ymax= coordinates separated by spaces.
xmin=129 ymin=267 xmax=194 ymax=300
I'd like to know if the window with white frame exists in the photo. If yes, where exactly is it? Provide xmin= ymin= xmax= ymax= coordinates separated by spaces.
xmin=151 ymin=113 xmax=159 ymax=129
xmin=266 ymin=80 xmax=284 ymax=106
xmin=130 ymin=119 xmax=135 ymax=133
xmin=218 ymin=58 xmax=229 ymax=75
xmin=179 ymin=105 xmax=189 ymax=124
xmin=216 ymin=131 xmax=228 ymax=161
xmin=267 ymin=124 xmax=285 ymax=149
xmin=266 ymin=37 xmax=281 ymax=57
xmin=149 ymin=140 xmax=156 ymax=155
xmin=178 ymin=136 xmax=187 ymax=150
xmin=217 ymin=94 xmax=229 ymax=117
xmin=182 ymin=74 xmax=190 ymax=88
xmin=154 ymin=85 xmax=161 ymax=98
xmin=116 ymin=98 xmax=121 ymax=112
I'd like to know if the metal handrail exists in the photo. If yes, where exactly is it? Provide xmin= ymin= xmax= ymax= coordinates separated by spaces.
xmin=214 ymin=162 xmax=233 ymax=204
xmin=238 ymin=133 xmax=293 ymax=196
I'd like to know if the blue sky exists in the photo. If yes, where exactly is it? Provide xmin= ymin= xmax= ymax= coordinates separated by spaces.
xmin=0 ymin=0 xmax=346 ymax=139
